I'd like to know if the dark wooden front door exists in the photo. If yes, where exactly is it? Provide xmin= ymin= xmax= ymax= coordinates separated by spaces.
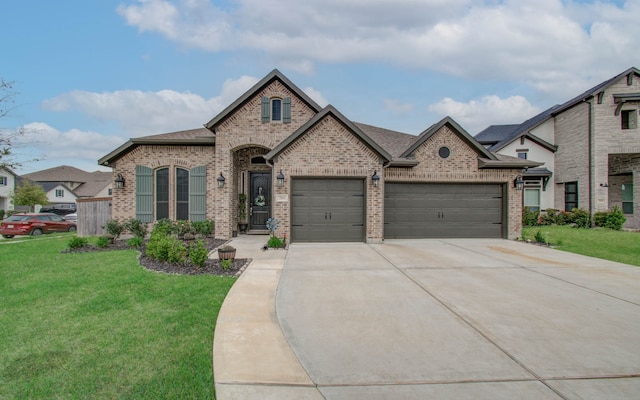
xmin=249 ymin=172 xmax=271 ymax=231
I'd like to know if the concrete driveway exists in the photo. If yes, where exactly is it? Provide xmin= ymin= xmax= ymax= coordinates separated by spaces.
xmin=214 ymin=238 xmax=640 ymax=399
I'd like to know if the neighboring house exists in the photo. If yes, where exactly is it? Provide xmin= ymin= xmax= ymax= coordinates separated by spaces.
xmin=0 ymin=167 xmax=18 ymax=212
xmin=475 ymin=66 xmax=640 ymax=229
xmin=99 ymin=70 xmax=539 ymax=242
xmin=22 ymin=165 xmax=113 ymax=204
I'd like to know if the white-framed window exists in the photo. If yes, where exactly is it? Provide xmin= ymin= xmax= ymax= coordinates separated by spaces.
xmin=622 ymin=183 xmax=634 ymax=214
xmin=524 ymin=188 xmax=540 ymax=212
xmin=621 ymin=109 xmax=637 ymax=130
xmin=0 ymin=176 xmax=6 ymax=186
xmin=55 ymin=189 xmax=64 ymax=198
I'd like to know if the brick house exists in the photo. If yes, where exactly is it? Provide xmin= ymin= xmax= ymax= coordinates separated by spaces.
xmin=475 ymin=67 xmax=639 ymax=229
xmin=99 ymin=70 xmax=538 ymax=242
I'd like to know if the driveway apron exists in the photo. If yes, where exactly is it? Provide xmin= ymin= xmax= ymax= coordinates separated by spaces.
xmin=276 ymin=239 xmax=640 ymax=399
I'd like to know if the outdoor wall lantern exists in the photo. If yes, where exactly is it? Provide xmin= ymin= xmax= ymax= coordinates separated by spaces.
xmin=217 ymin=172 xmax=226 ymax=188
xmin=372 ymin=170 xmax=380 ymax=188
xmin=514 ymin=175 xmax=524 ymax=191
xmin=114 ymin=173 xmax=125 ymax=189
xmin=277 ymin=169 xmax=285 ymax=187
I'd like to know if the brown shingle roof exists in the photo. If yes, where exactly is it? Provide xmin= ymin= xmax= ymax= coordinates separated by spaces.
xmin=354 ymin=122 xmax=416 ymax=158
xmin=22 ymin=165 xmax=95 ymax=182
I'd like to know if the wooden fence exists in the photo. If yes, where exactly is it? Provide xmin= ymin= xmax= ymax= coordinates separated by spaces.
xmin=76 ymin=197 xmax=112 ymax=237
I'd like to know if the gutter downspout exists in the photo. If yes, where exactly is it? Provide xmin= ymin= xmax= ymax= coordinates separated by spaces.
xmin=587 ymin=98 xmax=593 ymax=224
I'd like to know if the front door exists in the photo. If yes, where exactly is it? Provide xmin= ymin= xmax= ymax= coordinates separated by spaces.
xmin=249 ymin=172 xmax=271 ymax=231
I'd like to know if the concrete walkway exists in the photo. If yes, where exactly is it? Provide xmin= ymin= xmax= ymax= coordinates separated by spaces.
xmin=213 ymin=237 xmax=640 ymax=399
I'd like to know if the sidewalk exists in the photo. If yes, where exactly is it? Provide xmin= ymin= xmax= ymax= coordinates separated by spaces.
xmin=212 ymin=235 xmax=322 ymax=400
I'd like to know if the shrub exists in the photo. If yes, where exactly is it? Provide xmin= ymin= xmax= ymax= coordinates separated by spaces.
xmin=145 ymin=233 xmax=171 ymax=261
xmin=68 ymin=236 xmax=89 ymax=249
xmin=555 ymin=210 xmax=572 ymax=226
xmin=153 ymin=218 xmax=175 ymax=236
xmin=522 ymin=207 xmax=539 ymax=227
xmin=267 ymin=236 xmax=284 ymax=248
xmin=167 ymin=239 xmax=187 ymax=264
xmin=595 ymin=206 xmax=626 ymax=230
xmin=103 ymin=219 xmax=124 ymax=239
xmin=127 ymin=237 xmax=144 ymax=248
xmin=96 ymin=236 xmax=112 ymax=248
xmin=175 ymin=220 xmax=194 ymax=237
xmin=220 ymin=258 xmax=232 ymax=271
xmin=534 ymin=229 xmax=547 ymax=245
xmin=189 ymin=239 xmax=209 ymax=268
xmin=0 ymin=209 xmax=4 ymax=220
xmin=570 ymin=208 xmax=591 ymax=228
xmin=125 ymin=218 xmax=148 ymax=239
xmin=538 ymin=209 xmax=558 ymax=226
xmin=192 ymin=220 xmax=214 ymax=238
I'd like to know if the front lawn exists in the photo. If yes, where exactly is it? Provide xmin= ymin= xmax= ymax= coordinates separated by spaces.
xmin=522 ymin=226 xmax=640 ymax=266
xmin=0 ymin=234 xmax=236 ymax=399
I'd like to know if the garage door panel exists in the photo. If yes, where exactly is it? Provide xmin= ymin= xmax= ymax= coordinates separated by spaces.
xmin=292 ymin=179 xmax=365 ymax=243
xmin=385 ymin=183 xmax=504 ymax=239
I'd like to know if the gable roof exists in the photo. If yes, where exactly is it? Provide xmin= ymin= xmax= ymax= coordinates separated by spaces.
xmin=98 ymin=128 xmax=214 ymax=166
xmin=551 ymin=66 xmax=640 ymax=116
xmin=355 ymin=122 xmax=417 ymax=158
xmin=205 ymin=69 xmax=323 ymax=130
xmin=22 ymin=165 xmax=94 ymax=182
xmin=475 ymin=105 xmax=560 ymax=152
xmin=401 ymin=117 xmax=497 ymax=160
xmin=264 ymin=105 xmax=393 ymax=162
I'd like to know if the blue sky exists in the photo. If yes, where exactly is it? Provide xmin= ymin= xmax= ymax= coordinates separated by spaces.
xmin=2 ymin=0 xmax=638 ymax=174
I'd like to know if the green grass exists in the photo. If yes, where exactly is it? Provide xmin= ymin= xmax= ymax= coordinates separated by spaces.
xmin=523 ymin=225 xmax=640 ymax=266
xmin=0 ymin=234 xmax=236 ymax=399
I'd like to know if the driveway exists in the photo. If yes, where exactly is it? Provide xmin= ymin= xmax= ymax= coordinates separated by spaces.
xmin=275 ymin=239 xmax=640 ymax=399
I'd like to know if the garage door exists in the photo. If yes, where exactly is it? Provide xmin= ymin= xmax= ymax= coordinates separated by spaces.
xmin=384 ymin=183 xmax=504 ymax=239
xmin=291 ymin=179 xmax=365 ymax=242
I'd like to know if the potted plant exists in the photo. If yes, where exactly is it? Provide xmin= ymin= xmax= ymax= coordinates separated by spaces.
xmin=218 ymin=245 xmax=236 ymax=261
xmin=237 ymin=193 xmax=248 ymax=233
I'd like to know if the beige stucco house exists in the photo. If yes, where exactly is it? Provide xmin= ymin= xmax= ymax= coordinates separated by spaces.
xmin=476 ymin=67 xmax=639 ymax=229
xmin=99 ymin=70 xmax=539 ymax=242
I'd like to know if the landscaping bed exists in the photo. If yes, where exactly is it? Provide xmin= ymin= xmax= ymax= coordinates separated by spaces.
xmin=63 ymin=236 xmax=251 ymax=276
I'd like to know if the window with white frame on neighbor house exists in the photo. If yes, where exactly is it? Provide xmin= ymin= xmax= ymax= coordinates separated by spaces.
xmin=0 ymin=176 xmax=6 ymax=185
xmin=621 ymin=109 xmax=637 ymax=130
xmin=622 ymin=183 xmax=634 ymax=214
xmin=524 ymin=187 xmax=540 ymax=211
xmin=55 ymin=189 xmax=64 ymax=198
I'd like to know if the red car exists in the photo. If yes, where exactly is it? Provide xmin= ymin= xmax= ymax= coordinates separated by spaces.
xmin=0 ymin=213 xmax=77 ymax=238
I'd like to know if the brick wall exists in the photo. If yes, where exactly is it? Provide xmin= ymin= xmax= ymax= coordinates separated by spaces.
xmin=111 ymin=145 xmax=216 ymax=223
xmin=386 ymin=125 xmax=524 ymax=239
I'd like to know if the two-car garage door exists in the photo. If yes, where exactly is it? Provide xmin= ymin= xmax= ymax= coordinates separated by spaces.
xmin=290 ymin=180 xmax=505 ymax=242
xmin=384 ymin=183 xmax=504 ymax=239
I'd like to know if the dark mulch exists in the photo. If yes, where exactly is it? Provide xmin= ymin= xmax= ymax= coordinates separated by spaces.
xmin=63 ymin=237 xmax=251 ymax=277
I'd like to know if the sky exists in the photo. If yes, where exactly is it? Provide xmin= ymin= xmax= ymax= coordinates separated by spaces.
xmin=2 ymin=0 xmax=638 ymax=175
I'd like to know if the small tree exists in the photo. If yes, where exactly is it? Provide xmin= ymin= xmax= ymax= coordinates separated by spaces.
xmin=1 ymin=79 xmax=40 ymax=170
xmin=12 ymin=179 xmax=48 ymax=212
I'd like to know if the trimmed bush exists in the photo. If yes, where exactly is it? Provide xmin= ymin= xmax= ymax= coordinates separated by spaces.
xmin=192 ymin=220 xmax=214 ymax=238
xmin=127 ymin=237 xmax=144 ymax=248
xmin=124 ymin=218 xmax=148 ymax=239
xmin=67 ymin=236 xmax=89 ymax=249
xmin=189 ymin=239 xmax=209 ymax=268
xmin=103 ymin=219 xmax=124 ymax=240
xmin=570 ymin=208 xmax=591 ymax=228
xmin=522 ymin=207 xmax=539 ymax=227
xmin=594 ymin=206 xmax=626 ymax=230
xmin=96 ymin=236 xmax=112 ymax=248
xmin=267 ymin=236 xmax=284 ymax=248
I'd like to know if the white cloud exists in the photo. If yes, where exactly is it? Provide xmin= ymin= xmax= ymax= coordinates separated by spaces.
xmin=384 ymin=99 xmax=414 ymax=115
xmin=302 ymin=87 xmax=329 ymax=108
xmin=18 ymin=122 xmax=126 ymax=173
xmin=429 ymin=95 xmax=541 ymax=134
xmin=116 ymin=0 xmax=640 ymax=101
xmin=42 ymin=75 xmax=259 ymax=136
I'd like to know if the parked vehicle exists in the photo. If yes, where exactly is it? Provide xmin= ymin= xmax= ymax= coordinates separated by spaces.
xmin=39 ymin=204 xmax=77 ymax=216
xmin=64 ymin=213 xmax=78 ymax=222
xmin=0 ymin=213 xmax=77 ymax=238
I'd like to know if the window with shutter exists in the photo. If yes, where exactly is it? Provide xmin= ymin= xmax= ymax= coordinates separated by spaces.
xmin=190 ymin=166 xmax=207 ymax=221
xmin=261 ymin=96 xmax=270 ymax=122
xmin=283 ymin=97 xmax=291 ymax=123
xmin=135 ymin=165 xmax=153 ymax=222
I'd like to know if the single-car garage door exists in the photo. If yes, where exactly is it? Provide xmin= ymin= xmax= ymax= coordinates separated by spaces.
xmin=385 ymin=183 xmax=504 ymax=239
xmin=291 ymin=179 xmax=365 ymax=242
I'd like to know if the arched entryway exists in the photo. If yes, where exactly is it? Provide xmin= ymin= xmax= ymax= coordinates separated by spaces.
xmin=233 ymin=146 xmax=272 ymax=234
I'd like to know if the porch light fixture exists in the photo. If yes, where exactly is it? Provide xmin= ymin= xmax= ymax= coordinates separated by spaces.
xmin=513 ymin=175 xmax=524 ymax=191
xmin=277 ymin=170 xmax=285 ymax=187
xmin=372 ymin=170 xmax=380 ymax=188
xmin=114 ymin=173 xmax=125 ymax=189
xmin=217 ymin=172 xmax=226 ymax=188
